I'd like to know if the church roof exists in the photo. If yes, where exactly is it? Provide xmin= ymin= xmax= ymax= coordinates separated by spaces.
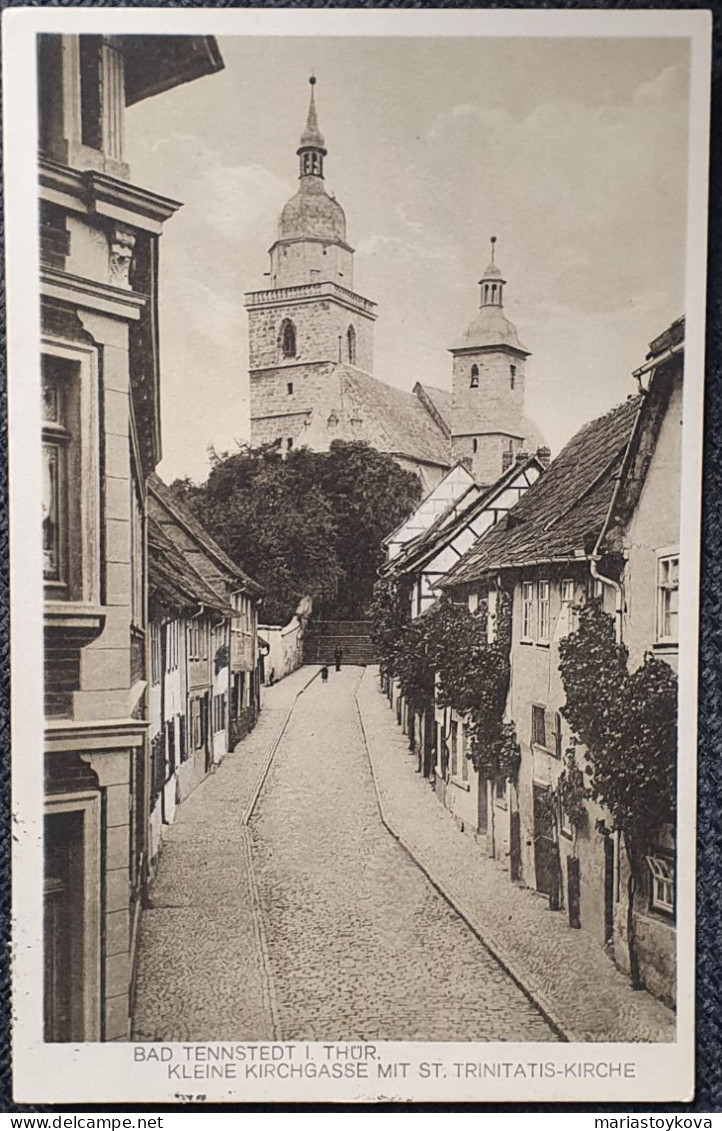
xmin=452 ymin=304 xmax=529 ymax=354
xmin=278 ymin=178 xmax=347 ymax=243
xmin=338 ymin=367 xmax=451 ymax=467
xmin=439 ymin=395 xmax=642 ymax=586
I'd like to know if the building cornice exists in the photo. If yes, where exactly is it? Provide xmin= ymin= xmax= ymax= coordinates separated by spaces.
xmin=41 ymin=267 xmax=147 ymax=322
xmin=39 ymin=160 xmax=182 ymax=235
xmin=449 ymin=342 xmax=530 ymax=360
xmin=45 ymin=717 xmax=149 ymax=753
xmin=268 ymin=235 xmax=355 ymax=257
xmin=245 ymin=280 xmax=377 ymax=320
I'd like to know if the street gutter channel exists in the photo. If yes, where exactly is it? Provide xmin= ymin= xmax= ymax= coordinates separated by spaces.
xmin=353 ymin=666 xmax=570 ymax=1044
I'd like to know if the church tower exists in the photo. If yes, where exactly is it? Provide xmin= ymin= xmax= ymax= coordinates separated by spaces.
xmin=245 ymin=77 xmax=377 ymax=450
xmin=450 ymin=238 xmax=532 ymax=485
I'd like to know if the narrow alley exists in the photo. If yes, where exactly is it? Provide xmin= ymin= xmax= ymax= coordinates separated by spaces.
xmin=132 ymin=666 xmax=557 ymax=1043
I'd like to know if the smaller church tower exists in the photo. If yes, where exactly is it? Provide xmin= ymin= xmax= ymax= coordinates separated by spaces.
xmin=450 ymin=238 xmax=531 ymax=485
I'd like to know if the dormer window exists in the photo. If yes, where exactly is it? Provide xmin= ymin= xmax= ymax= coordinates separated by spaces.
xmin=347 ymin=325 xmax=357 ymax=365
xmin=281 ymin=320 xmax=297 ymax=359
xmin=470 ymin=364 xmax=479 ymax=389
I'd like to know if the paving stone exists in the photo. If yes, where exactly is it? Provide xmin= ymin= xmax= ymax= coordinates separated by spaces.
xmin=251 ymin=667 xmax=556 ymax=1042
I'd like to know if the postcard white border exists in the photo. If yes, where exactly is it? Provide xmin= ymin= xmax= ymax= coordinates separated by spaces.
xmin=4 ymin=5 xmax=710 ymax=1105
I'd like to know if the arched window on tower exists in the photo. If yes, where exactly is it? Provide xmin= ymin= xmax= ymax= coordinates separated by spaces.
xmin=470 ymin=364 xmax=479 ymax=389
xmin=347 ymin=325 xmax=357 ymax=365
xmin=281 ymin=320 xmax=297 ymax=359
xmin=510 ymin=364 xmax=517 ymax=389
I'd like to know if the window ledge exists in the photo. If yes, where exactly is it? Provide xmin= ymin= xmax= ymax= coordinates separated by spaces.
xmin=532 ymin=742 xmax=560 ymax=760
xmin=653 ymin=641 xmax=678 ymax=654
xmin=44 ymin=601 xmax=105 ymax=644
xmin=450 ymin=779 xmax=471 ymax=792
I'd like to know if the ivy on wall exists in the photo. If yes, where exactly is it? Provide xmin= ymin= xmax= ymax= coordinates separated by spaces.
xmin=558 ymin=598 xmax=677 ymax=986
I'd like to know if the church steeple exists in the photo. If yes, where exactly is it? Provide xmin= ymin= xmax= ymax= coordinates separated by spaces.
xmin=297 ymin=76 xmax=327 ymax=179
xmin=479 ymin=235 xmax=506 ymax=307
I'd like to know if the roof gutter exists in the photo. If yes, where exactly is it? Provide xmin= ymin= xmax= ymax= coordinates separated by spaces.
xmin=589 ymin=377 xmax=651 ymax=642
xmin=632 ymin=341 xmax=683 ymax=387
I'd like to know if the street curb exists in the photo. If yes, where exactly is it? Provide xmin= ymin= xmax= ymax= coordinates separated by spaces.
xmin=242 ymin=666 xmax=320 ymax=827
xmin=354 ymin=667 xmax=571 ymax=1044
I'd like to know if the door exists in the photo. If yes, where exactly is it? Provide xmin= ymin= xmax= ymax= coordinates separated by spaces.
xmin=44 ymin=811 xmax=84 ymax=1041
xmin=533 ymin=784 xmax=558 ymax=899
xmin=509 ymin=808 xmax=522 ymax=880
xmin=603 ymin=833 xmax=615 ymax=944
xmin=202 ymin=694 xmax=212 ymax=773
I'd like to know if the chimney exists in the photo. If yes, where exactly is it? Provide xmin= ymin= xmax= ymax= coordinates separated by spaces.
xmin=515 ymin=449 xmax=529 ymax=465
xmin=537 ymin=446 xmax=551 ymax=469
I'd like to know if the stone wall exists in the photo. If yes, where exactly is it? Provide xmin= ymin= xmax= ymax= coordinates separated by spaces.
xmin=248 ymin=293 xmax=374 ymax=374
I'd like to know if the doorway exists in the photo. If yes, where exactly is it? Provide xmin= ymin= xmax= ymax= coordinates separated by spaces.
xmin=533 ymin=784 xmax=557 ymax=899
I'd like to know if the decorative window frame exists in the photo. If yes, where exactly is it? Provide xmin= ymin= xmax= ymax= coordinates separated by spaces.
xmin=521 ymin=581 xmax=534 ymax=642
xmin=538 ymin=580 xmax=551 ymax=644
xmin=42 ymin=338 xmax=101 ymax=606
xmin=656 ymin=546 xmax=680 ymax=649
xmin=531 ymin=703 xmax=549 ymax=752
xmin=646 ymin=853 xmax=675 ymax=916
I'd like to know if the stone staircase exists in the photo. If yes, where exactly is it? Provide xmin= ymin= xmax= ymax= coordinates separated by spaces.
xmin=303 ymin=620 xmax=377 ymax=666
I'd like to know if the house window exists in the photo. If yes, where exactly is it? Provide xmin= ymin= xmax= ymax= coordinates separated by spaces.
xmin=42 ymin=359 xmax=76 ymax=586
xmin=461 ymin=727 xmax=470 ymax=783
xmin=522 ymin=582 xmax=534 ymax=641
xmin=191 ymin=699 xmax=203 ymax=749
xmin=538 ymin=580 xmax=550 ymax=643
xmin=647 ymin=855 xmax=674 ymax=915
xmin=281 ymin=320 xmax=297 ymax=359
xmin=532 ymin=704 xmax=547 ymax=749
xmin=130 ymin=474 xmax=144 ymax=629
xmin=347 ymin=325 xmax=357 ymax=365
xmin=589 ymin=576 xmax=604 ymax=600
xmin=510 ymin=364 xmax=516 ymax=389
xmin=657 ymin=554 xmax=679 ymax=644
xmin=450 ymin=720 xmax=458 ymax=778
xmin=495 ymin=776 xmax=507 ymax=807
xmin=150 ymin=623 xmax=160 ymax=685
xmin=79 ymin=36 xmax=102 ymax=151
xmin=470 ymin=364 xmax=479 ymax=389
xmin=287 ymin=382 xmax=294 ymax=395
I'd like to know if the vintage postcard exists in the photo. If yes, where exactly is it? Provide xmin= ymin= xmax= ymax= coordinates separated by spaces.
xmin=4 ymin=6 xmax=711 ymax=1106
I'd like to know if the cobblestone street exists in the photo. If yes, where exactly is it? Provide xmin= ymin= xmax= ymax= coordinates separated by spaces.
xmin=250 ymin=667 xmax=556 ymax=1042
xmin=134 ymin=665 xmax=557 ymax=1042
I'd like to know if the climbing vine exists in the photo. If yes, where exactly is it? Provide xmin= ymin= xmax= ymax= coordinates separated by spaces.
xmin=368 ymin=576 xmax=410 ymax=681
xmin=558 ymin=598 xmax=677 ymax=986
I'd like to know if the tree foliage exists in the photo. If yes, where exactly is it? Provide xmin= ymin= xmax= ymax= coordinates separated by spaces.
xmin=371 ymin=587 xmax=520 ymax=780
xmin=169 ymin=440 xmax=421 ymax=625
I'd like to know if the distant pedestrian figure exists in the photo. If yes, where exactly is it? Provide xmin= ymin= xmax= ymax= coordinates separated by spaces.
xmin=321 ymin=665 xmax=329 ymax=683
xmin=333 ymin=646 xmax=344 ymax=672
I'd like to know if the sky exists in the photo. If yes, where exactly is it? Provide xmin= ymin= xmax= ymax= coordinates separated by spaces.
xmin=126 ymin=35 xmax=690 ymax=484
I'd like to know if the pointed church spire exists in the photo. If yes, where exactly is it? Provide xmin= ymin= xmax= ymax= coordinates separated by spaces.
xmin=479 ymin=234 xmax=506 ymax=307
xmin=297 ymin=75 xmax=327 ymax=178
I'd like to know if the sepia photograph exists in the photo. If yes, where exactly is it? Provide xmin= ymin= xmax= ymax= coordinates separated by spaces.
xmin=4 ymin=7 xmax=711 ymax=1105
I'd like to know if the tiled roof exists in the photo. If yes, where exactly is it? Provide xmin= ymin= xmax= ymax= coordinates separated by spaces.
xmin=441 ymin=396 xmax=642 ymax=586
xmin=339 ymin=367 xmax=451 ymax=467
xmin=148 ymin=516 xmax=230 ymax=615
xmin=148 ymin=474 xmax=262 ymax=596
